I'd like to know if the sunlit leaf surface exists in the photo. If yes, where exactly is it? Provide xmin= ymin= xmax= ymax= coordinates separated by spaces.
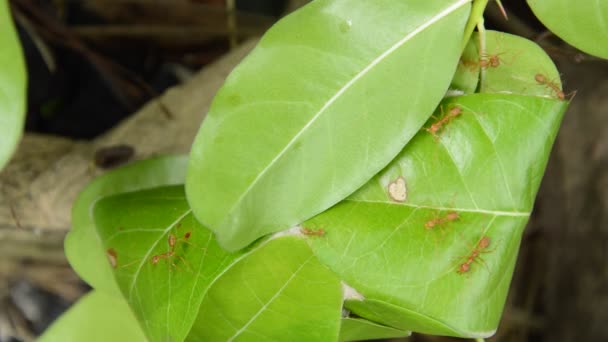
xmin=188 ymin=237 xmax=343 ymax=341
xmin=94 ymin=186 xmax=344 ymax=342
xmin=94 ymin=185 xmax=239 ymax=341
xmin=304 ymin=94 xmax=567 ymax=337
xmin=0 ymin=0 xmax=27 ymax=170
xmin=186 ymin=0 xmax=472 ymax=251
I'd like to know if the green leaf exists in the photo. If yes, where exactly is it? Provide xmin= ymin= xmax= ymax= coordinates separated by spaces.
xmin=39 ymin=291 xmax=146 ymax=342
xmin=304 ymin=94 xmax=567 ymax=337
xmin=186 ymin=0 xmax=472 ymax=251
xmin=450 ymin=36 xmax=480 ymax=94
xmin=0 ymin=0 xmax=27 ymax=170
xmin=528 ymin=0 xmax=608 ymax=59
xmin=93 ymin=186 xmax=343 ymax=341
xmin=476 ymin=30 xmax=562 ymax=98
xmin=187 ymin=237 xmax=343 ymax=341
xmin=65 ymin=155 xmax=188 ymax=296
xmin=93 ymin=185 xmax=240 ymax=342
xmin=339 ymin=317 xmax=410 ymax=342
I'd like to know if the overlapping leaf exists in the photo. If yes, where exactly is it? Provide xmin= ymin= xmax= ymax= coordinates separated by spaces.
xmin=303 ymin=94 xmax=567 ymax=337
xmin=0 ymin=0 xmax=27 ymax=170
xmin=93 ymin=186 xmax=240 ymax=341
xmin=188 ymin=237 xmax=343 ymax=341
xmin=59 ymin=3 xmax=576 ymax=341
xmin=93 ymin=186 xmax=345 ymax=342
xmin=528 ymin=0 xmax=608 ymax=59
xmin=65 ymin=155 xmax=188 ymax=296
xmin=186 ymin=0 xmax=472 ymax=251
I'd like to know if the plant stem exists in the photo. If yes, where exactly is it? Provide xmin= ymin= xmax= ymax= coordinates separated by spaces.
xmin=226 ymin=0 xmax=237 ymax=49
xmin=461 ymin=0 xmax=488 ymax=51
xmin=475 ymin=339 xmax=486 ymax=342
xmin=477 ymin=17 xmax=487 ymax=92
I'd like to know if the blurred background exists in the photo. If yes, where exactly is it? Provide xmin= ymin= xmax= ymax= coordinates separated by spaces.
xmin=0 ymin=0 xmax=606 ymax=341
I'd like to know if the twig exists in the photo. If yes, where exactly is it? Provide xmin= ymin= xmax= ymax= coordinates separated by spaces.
xmin=226 ymin=0 xmax=237 ymax=49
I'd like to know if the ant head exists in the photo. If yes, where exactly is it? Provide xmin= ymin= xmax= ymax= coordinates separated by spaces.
xmin=479 ymin=236 xmax=491 ymax=249
xmin=168 ymin=234 xmax=177 ymax=247
xmin=458 ymin=263 xmax=470 ymax=274
xmin=446 ymin=211 xmax=459 ymax=220
xmin=151 ymin=255 xmax=160 ymax=264
xmin=184 ymin=232 xmax=191 ymax=239
xmin=449 ymin=105 xmax=462 ymax=115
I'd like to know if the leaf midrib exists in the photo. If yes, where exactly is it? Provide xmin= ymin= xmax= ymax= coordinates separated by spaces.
xmin=344 ymin=199 xmax=530 ymax=217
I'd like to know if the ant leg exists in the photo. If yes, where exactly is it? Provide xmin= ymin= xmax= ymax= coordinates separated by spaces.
xmin=174 ymin=255 xmax=194 ymax=273
xmin=473 ymin=256 xmax=491 ymax=273
xmin=117 ymin=258 xmax=142 ymax=269
xmin=175 ymin=233 xmax=207 ymax=252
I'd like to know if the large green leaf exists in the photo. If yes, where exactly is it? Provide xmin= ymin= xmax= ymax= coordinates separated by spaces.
xmin=39 ymin=291 xmax=146 ymax=342
xmin=303 ymin=94 xmax=567 ymax=337
xmin=93 ymin=186 xmax=343 ymax=341
xmin=0 ymin=0 xmax=27 ymax=170
xmin=187 ymin=237 xmax=343 ymax=341
xmin=65 ymin=155 xmax=188 ymax=296
xmin=186 ymin=0 xmax=472 ymax=251
xmin=528 ymin=0 xmax=608 ymax=59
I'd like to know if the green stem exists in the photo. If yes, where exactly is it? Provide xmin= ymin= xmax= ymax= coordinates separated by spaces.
xmin=477 ymin=17 xmax=487 ymax=92
xmin=475 ymin=339 xmax=486 ymax=342
xmin=461 ymin=0 xmax=489 ymax=51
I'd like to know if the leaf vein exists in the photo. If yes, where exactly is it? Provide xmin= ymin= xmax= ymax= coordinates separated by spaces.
xmin=227 ymin=256 xmax=314 ymax=341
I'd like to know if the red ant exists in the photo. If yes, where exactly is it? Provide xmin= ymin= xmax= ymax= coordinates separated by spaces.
xmin=150 ymin=231 xmax=195 ymax=270
xmin=301 ymin=227 xmax=325 ymax=237
xmin=534 ymin=73 xmax=567 ymax=100
xmin=462 ymin=52 xmax=505 ymax=71
xmin=479 ymin=53 xmax=505 ymax=69
xmin=456 ymin=235 xmax=494 ymax=274
xmin=424 ymin=211 xmax=459 ymax=231
xmin=425 ymin=105 xmax=463 ymax=140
